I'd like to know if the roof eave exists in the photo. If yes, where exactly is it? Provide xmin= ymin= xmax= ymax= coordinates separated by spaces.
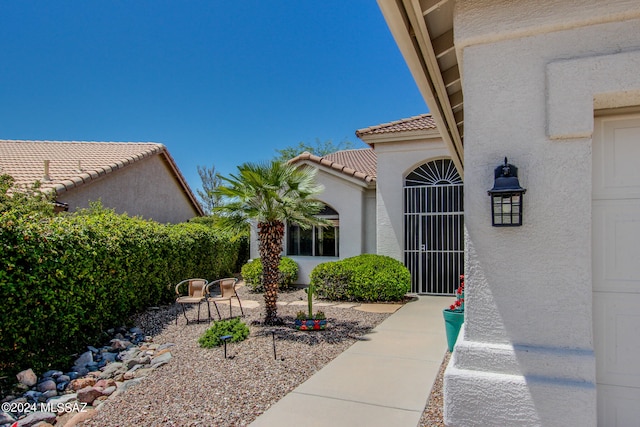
xmin=289 ymin=153 xmax=376 ymax=188
xmin=377 ymin=0 xmax=464 ymax=178
xmin=157 ymin=148 xmax=205 ymax=217
xmin=357 ymin=127 xmax=442 ymax=146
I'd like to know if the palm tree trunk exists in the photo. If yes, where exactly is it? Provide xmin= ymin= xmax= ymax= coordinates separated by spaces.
xmin=258 ymin=220 xmax=284 ymax=324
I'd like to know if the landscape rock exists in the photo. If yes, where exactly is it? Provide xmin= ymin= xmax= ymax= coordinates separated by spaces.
xmin=137 ymin=355 xmax=151 ymax=365
xmin=156 ymin=343 xmax=175 ymax=351
xmin=70 ymin=378 xmax=96 ymax=391
xmin=151 ymin=352 xmax=172 ymax=367
xmin=14 ymin=411 xmax=56 ymax=427
xmin=0 ymin=411 xmax=16 ymax=424
xmin=134 ymin=368 xmax=154 ymax=378
xmin=47 ymin=393 xmax=77 ymax=405
xmin=16 ymin=369 xmax=38 ymax=387
xmin=1 ymin=322 xmax=175 ymax=427
xmin=124 ymin=358 xmax=139 ymax=370
xmin=94 ymin=379 xmax=116 ymax=389
xmin=77 ymin=386 xmax=102 ymax=405
xmin=24 ymin=390 xmax=42 ymax=400
xmin=101 ymin=386 xmax=116 ymax=396
xmin=41 ymin=370 xmax=62 ymax=380
xmin=100 ymin=352 xmax=118 ymax=364
xmin=42 ymin=390 xmax=58 ymax=399
xmin=15 ymin=383 xmax=30 ymax=392
xmin=109 ymin=339 xmax=132 ymax=351
xmin=99 ymin=362 xmax=124 ymax=379
xmin=73 ymin=351 xmax=93 ymax=368
xmin=55 ymin=375 xmax=70 ymax=384
xmin=36 ymin=380 xmax=56 ymax=393
xmin=60 ymin=408 xmax=96 ymax=427
xmin=118 ymin=348 xmax=140 ymax=362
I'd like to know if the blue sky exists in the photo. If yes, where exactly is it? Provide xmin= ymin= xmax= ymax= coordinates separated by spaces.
xmin=0 ymin=1 xmax=427 ymax=192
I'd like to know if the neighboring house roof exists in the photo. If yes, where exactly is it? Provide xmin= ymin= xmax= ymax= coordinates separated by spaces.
xmin=355 ymin=113 xmax=436 ymax=137
xmin=0 ymin=140 xmax=204 ymax=216
xmin=289 ymin=148 xmax=377 ymax=184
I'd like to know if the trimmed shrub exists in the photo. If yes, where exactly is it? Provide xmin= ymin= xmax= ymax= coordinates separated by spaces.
xmin=0 ymin=204 xmax=243 ymax=379
xmin=198 ymin=318 xmax=250 ymax=348
xmin=241 ymin=257 xmax=298 ymax=292
xmin=311 ymin=254 xmax=410 ymax=302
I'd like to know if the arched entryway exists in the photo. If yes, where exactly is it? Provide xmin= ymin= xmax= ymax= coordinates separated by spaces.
xmin=404 ymin=159 xmax=464 ymax=294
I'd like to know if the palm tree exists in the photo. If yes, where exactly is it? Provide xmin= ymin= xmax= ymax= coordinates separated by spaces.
xmin=214 ymin=160 xmax=327 ymax=325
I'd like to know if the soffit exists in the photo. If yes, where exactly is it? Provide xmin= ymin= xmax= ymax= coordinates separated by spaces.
xmin=377 ymin=0 xmax=463 ymax=176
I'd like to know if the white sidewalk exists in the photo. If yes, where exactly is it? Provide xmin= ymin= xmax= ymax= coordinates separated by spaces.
xmin=250 ymin=296 xmax=448 ymax=427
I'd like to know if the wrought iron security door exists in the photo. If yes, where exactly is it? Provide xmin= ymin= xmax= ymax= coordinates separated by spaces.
xmin=404 ymin=159 xmax=464 ymax=295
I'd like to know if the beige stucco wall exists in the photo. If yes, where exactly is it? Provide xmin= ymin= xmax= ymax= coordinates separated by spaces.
xmin=285 ymin=169 xmax=375 ymax=284
xmin=249 ymin=166 xmax=375 ymax=285
xmin=444 ymin=2 xmax=640 ymax=426
xmin=373 ymin=135 xmax=450 ymax=261
xmin=59 ymin=154 xmax=199 ymax=224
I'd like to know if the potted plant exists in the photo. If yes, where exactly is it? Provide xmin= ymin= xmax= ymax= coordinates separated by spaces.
xmin=443 ymin=274 xmax=464 ymax=352
xmin=294 ymin=283 xmax=327 ymax=331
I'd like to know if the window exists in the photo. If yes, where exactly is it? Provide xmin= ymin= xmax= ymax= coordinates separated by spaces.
xmin=287 ymin=205 xmax=339 ymax=257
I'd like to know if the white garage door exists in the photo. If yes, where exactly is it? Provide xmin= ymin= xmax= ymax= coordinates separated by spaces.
xmin=593 ymin=114 xmax=640 ymax=426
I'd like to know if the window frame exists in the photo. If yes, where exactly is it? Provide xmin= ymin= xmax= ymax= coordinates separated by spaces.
xmin=286 ymin=205 xmax=339 ymax=257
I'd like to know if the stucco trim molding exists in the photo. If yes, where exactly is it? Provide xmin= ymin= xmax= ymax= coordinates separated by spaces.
xmin=547 ymin=49 xmax=640 ymax=139
xmin=452 ymin=340 xmax=595 ymax=383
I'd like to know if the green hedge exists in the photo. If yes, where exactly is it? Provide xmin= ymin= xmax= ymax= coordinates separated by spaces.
xmin=240 ymin=257 xmax=298 ymax=292
xmin=310 ymin=254 xmax=410 ymax=302
xmin=0 ymin=205 xmax=242 ymax=379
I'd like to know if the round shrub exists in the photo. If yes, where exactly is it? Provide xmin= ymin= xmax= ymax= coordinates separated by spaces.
xmin=241 ymin=257 xmax=298 ymax=292
xmin=198 ymin=318 xmax=250 ymax=348
xmin=310 ymin=254 xmax=410 ymax=302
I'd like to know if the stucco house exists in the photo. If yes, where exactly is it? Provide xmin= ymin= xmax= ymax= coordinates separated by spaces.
xmin=376 ymin=0 xmax=640 ymax=425
xmin=249 ymin=113 xmax=463 ymax=296
xmin=0 ymin=140 xmax=203 ymax=223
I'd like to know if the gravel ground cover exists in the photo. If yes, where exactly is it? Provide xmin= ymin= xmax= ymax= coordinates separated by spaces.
xmin=81 ymin=285 xmax=391 ymax=427
xmin=418 ymin=351 xmax=450 ymax=427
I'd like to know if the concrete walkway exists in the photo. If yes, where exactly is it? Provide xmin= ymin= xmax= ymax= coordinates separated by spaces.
xmin=250 ymin=296 xmax=448 ymax=427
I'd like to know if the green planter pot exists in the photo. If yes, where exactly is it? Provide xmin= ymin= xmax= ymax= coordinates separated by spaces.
xmin=443 ymin=309 xmax=464 ymax=352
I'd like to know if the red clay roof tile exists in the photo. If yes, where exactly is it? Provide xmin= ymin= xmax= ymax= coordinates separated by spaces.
xmin=289 ymin=148 xmax=377 ymax=183
xmin=355 ymin=113 xmax=435 ymax=137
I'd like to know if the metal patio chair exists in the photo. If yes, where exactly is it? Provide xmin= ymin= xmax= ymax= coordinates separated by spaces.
xmin=175 ymin=278 xmax=209 ymax=325
xmin=206 ymin=278 xmax=244 ymax=320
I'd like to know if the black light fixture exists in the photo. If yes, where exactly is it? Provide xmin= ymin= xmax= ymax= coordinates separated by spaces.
xmin=488 ymin=158 xmax=526 ymax=226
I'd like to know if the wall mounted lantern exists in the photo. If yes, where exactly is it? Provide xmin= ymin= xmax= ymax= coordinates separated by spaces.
xmin=488 ymin=158 xmax=526 ymax=226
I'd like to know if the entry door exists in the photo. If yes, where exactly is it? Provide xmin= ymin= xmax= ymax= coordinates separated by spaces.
xmin=593 ymin=114 xmax=640 ymax=426
xmin=404 ymin=159 xmax=463 ymax=295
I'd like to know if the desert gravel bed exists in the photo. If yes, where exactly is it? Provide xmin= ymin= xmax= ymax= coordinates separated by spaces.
xmin=81 ymin=285 xmax=392 ymax=426
xmin=418 ymin=351 xmax=450 ymax=427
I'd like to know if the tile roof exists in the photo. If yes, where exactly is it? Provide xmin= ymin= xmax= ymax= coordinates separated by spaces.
xmin=289 ymin=148 xmax=377 ymax=183
xmin=0 ymin=140 xmax=203 ymax=215
xmin=355 ymin=113 xmax=436 ymax=137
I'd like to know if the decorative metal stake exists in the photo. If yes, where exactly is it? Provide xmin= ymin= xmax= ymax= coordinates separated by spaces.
xmin=272 ymin=330 xmax=277 ymax=360
xmin=221 ymin=335 xmax=232 ymax=359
